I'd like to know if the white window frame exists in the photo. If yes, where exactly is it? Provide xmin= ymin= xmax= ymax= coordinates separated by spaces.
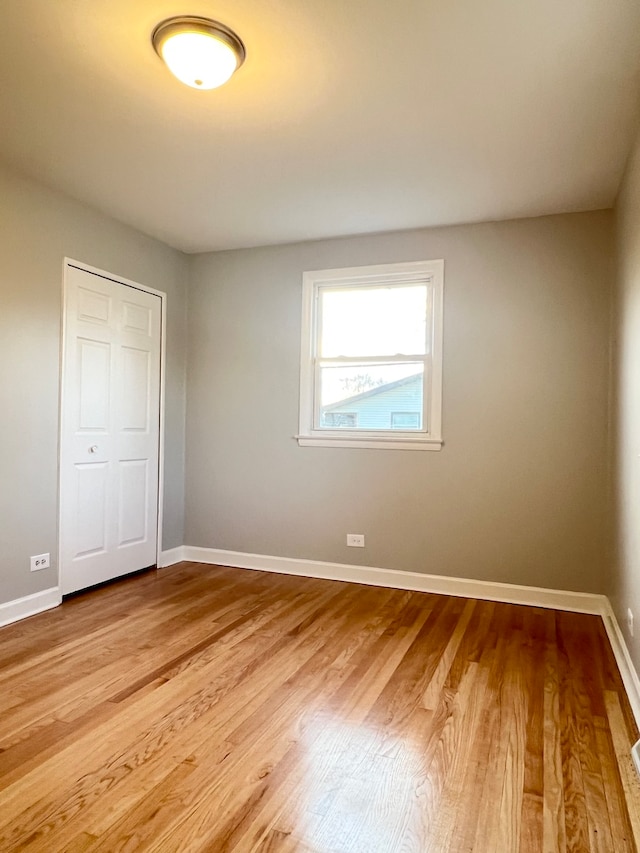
xmin=297 ymin=259 xmax=444 ymax=451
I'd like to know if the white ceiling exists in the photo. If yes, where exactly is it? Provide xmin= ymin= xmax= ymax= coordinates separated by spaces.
xmin=2 ymin=0 xmax=640 ymax=253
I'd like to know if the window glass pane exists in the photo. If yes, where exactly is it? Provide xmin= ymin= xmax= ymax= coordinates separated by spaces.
xmin=318 ymin=364 xmax=424 ymax=430
xmin=319 ymin=284 xmax=428 ymax=357
xmin=391 ymin=412 xmax=421 ymax=429
xmin=322 ymin=412 xmax=358 ymax=428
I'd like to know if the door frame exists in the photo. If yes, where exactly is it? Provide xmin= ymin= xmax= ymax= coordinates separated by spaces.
xmin=58 ymin=258 xmax=168 ymax=590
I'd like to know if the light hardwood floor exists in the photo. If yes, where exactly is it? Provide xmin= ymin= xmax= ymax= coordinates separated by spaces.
xmin=0 ymin=562 xmax=639 ymax=851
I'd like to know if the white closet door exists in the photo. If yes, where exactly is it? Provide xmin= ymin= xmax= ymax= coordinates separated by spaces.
xmin=60 ymin=265 xmax=162 ymax=595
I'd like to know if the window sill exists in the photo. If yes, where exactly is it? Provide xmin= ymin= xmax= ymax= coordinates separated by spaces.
xmin=295 ymin=435 xmax=443 ymax=451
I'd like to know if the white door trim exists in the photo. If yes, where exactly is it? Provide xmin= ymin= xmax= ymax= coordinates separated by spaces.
xmin=58 ymin=258 xmax=167 ymax=590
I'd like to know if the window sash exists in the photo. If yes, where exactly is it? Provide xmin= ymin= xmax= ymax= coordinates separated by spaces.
xmin=316 ymin=282 xmax=431 ymax=359
xmin=315 ymin=353 xmax=428 ymax=365
xmin=312 ymin=357 xmax=430 ymax=433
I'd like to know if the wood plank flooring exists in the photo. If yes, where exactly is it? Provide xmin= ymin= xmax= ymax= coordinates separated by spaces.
xmin=0 ymin=562 xmax=639 ymax=851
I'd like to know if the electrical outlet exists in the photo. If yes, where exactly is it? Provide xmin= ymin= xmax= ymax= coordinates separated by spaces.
xmin=30 ymin=553 xmax=50 ymax=572
xmin=628 ymin=608 xmax=635 ymax=638
xmin=346 ymin=534 xmax=365 ymax=548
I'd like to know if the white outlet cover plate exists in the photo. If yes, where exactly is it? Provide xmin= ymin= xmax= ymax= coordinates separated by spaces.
xmin=346 ymin=534 xmax=365 ymax=547
xmin=30 ymin=553 xmax=50 ymax=571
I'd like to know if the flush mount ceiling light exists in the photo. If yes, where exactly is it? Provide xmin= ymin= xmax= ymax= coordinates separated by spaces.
xmin=152 ymin=16 xmax=246 ymax=90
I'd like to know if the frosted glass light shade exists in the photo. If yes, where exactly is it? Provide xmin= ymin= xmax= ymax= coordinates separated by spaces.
xmin=152 ymin=17 xmax=246 ymax=90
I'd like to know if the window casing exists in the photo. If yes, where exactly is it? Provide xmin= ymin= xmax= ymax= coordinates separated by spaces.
xmin=297 ymin=260 xmax=444 ymax=450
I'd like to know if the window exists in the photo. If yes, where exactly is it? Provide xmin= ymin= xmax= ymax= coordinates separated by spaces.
xmin=391 ymin=412 xmax=420 ymax=429
xmin=297 ymin=260 xmax=444 ymax=450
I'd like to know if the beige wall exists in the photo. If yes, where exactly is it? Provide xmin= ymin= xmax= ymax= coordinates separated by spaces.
xmin=186 ymin=211 xmax=614 ymax=592
xmin=0 ymin=164 xmax=188 ymax=606
xmin=612 ymin=126 xmax=640 ymax=667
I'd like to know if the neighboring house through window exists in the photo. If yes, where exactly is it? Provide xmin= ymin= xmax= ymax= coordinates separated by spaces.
xmin=322 ymin=412 xmax=358 ymax=428
xmin=297 ymin=259 xmax=444 ymax=450
xmin=391 ymin=411 xmax=421 ymax=429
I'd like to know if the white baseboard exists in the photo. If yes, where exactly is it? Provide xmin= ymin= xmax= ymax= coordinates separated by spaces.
xmin=159 ymin=546 xmax=186 ymax=568
xmin=601 ymin=600 xmax=640 ymax=729
xmin=0 ymin=587 xmax=61 ymax=628
xmin=182 ymin=546 xmax=607 ymax=614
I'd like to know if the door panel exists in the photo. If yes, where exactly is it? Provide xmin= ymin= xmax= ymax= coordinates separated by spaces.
xmin=73 ymin=462 xmax=108 ymax=558
xmin=118 ymin=459 xmax=149 ymax=546
xmin=60 ymin=265 xmax=162 ymax=595
xmin=120 ymin=347 xmax=150 ymax=430
xmin=122 ymin=301 xmax=152 ymax=335
xmin=78 ymin=340 xmax=111 ymax=429
xmin=77 ymin=287 xmax=111 ymax=325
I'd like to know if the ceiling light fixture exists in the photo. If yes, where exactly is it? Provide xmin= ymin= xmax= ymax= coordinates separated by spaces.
xmin=152 ymin=16 xmax=246 ymax=90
